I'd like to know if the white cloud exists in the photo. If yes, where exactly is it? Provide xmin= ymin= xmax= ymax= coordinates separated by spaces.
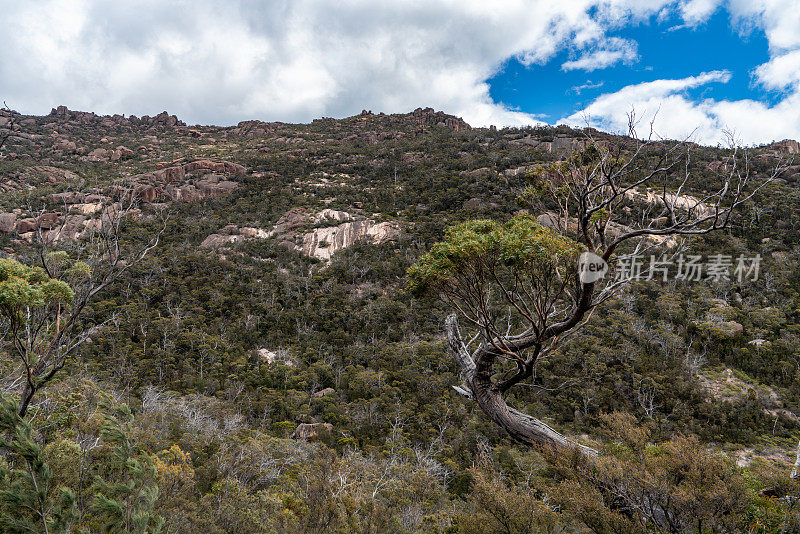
xmin=729 ymin=0 xmax=800 ymax=52
xmin=566 ymin=0 xmax=800 ymax=144
xmin=0 ymin=0 xmax=798 ymax=145
xmin=679 ymin=0 xmax=723 ymax=25
xmin=561 ymin=71 xmax=731 ymax=140
xmin=561 ymin=37 xmax=638 ymax=71
xmin=571 ymin=80 xmax=605 ymax=94
xmin=562 ymin=70 xmax=800 ymax=145
xmin=0 ymin=0 xmax=677 ymax=128
xmin=735 ymin=0 xmax=800 ymax=92
xmin=755 ymin=50 xmax=800 ymax=89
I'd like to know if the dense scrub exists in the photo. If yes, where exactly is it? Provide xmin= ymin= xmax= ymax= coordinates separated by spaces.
xmin=1 ymin=109 xmax=800 ymax=531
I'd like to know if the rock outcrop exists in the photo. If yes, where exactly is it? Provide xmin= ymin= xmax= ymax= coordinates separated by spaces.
xmin=2 ymin=166 xmax=79 ymax=194
xmin=259 ymin=209 xmax=401 ymax=261
xmin=301 ymin=219 xmax=399 ymax=261
xmin=230 ymin=120 xmax=282 ymax=138
xmin=624 ymin=187 xmax=714 ymax=219
xmin=509 ymin=134 xmax=587 ymax=154
xmin=767 ymin=139 xmax=800 ymax=154
xmin=85 ymin=146 xmax=135 ymax=163
xmin=200 ymin=224 xmax=269 ymax=250
xmin=256 ymin=347 xmax=293 ymax=365
xmin=117 ymin=159 xmax=244 ymax=204
xmin=0 ymin=202 xmax=138 ymax=242
xmin=407 ymin=107 xmax=470 ymax=131
xmin=536 ymin=211 xmax=678 ymax=248
xmin=0 ymin=213 xmax=16 ymax=234
xmin=199 ymin=209 xmax=399 ymax=261
xmin=49 ymin=106 xmax=185 ymax=129
xmin=290 ymin=423 xmax=333 ymax=441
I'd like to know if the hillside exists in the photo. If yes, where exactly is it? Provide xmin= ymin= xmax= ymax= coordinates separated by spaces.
xmin=2 ymin=105 xmax=800 ymax=532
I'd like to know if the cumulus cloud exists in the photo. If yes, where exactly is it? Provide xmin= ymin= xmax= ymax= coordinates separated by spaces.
xmin=1 ymin=0 xmax=797 ymax=144
xmin=755 ymin=50 xmax=800 ymax=89
xmin=0 ymin=0 xmax=679 ymax=128
xmin=567 ymin=0 xmax=800 ymax=144
xmin=678 ymin=0 xmax=722 ymax=25
xmin=561 ymin=71 xmax=728 ymax=139
xmin=561 ymin=38 xmax=638 ymax=71
xmin=563 ymin=69 xmax=800 ymax=145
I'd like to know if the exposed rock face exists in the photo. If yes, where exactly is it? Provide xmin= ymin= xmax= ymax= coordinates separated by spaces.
xmin=768 ymin=139 xmax=800 ymax=154
xmin=408 ymin=107 xmax=470 ymax=131
xmin=15 ymin=218 xmax=38 ymax=234
xmin=50 ymin=106 xmax=107 ymax=124
xmin=87 ymin=148 xmax=110 ymax=162
xmin=503 ymin=164 xmax=534 ymax=177
xmin=114 ymin=146 xmax=134 ymax=159
xmin=2 ymin=202 xmax=138 ymax=241
xmin=184 ymin=160 xmax=245 ymax=177
xmin=153 ymin=165 xmax=185 ymax=183
xmin=239 ymin=227 xmax=269 ymax=238
xmin=624 ymin=188 xmax=714 ymax=218
xmin=54 ymin=214 xmax=93 ymax=241
xmin=144 ymin=111 xmax=182 ymax=128
xmin=301 ymin=219 xmax=400 ymax=261
xmin=201 ymin=212 xmax=399 ymax=259
xmin=312 ymin=388 xmax=336 ymax=398
xmin=536 ymin=212 xmax=578 ymax=233
xmin=49 ymin=106 xmax=185 ymax=129
xmin=87 ymin=146 xmax=136 ymax=163
xmin=118 ymin=159 xmax=244 ymax=204
xmin=24 ymin=166 xmax=78 ymax=185
xmin=536 ymin=211 xmax=678 ymax=248
xmin=200 ymin=224 xmax=270 ymax=250
xmin=260 ymin=209 xmax=400 ymax=261
xmin=315 ymin=209 xmax=351 ymax=223
xmin=290 ymin=423 xmax=333 ymax=441
xmin=0 ymin=159 xmax=241 ymax=215
xmin=271 ymin=208 xmax=309 ymax=234
xmin=717 ymin=321 xmax=744 ymax=338
xmin=509 ymin=135 xmax=587 ymax=154
xmin=230 ymin=120 xmax=281 ymax=137
xmin=256 ymin=347 xmax=294 ymax=366
xmin=200 ymin=233 xmax=242 ymax=249
xmin=13 ymin=212 xmax=60 ymax=234
xmin=48 ymin=192 xmax=109 ymax=212
xmin=53 ymin=138 xmax=77 ymax=152
xmin=0 ymin=213 xmax=17 ymax=234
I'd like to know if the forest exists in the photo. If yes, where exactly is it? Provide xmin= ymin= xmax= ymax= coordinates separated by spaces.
xmin=1 ymin=106 xmax=800 ymax=532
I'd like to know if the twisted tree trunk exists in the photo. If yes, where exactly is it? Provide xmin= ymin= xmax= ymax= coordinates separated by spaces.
xmin=446 ymin=314 xmax=597 ymax=458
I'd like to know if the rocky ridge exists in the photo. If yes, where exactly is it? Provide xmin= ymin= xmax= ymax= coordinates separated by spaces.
xmin=0 ymin=158 xmax=245 ymax=242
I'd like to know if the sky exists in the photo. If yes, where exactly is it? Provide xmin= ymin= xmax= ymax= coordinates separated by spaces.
xmin=1 ymin=0 xmax=799 ymax=146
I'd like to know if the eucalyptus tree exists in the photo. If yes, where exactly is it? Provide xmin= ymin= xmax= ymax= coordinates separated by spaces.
xmin=409 ymin=126 xmax=784 ymax=456
xmin=0 ymin=197 xmax=165 ymax=417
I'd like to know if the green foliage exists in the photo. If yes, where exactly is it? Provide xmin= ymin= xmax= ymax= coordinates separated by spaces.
xmin=454 ymin=464 xmax=561 ymax=534
xmin=89 ymin=397 xmax=164 ymax=534
xmin=407 ymin=214 xmax=583 ymax=294
xmin=0 ymin=396 xmax=78 ymax=533
xmin=0 ymin=258 xmax=73 ymax=312
xmin=4 ymin=111 xmax=800 ymax=532
xmin=552 ymin=413 xmax=758 ymax=532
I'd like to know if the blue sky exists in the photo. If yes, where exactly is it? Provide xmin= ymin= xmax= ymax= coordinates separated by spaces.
xmin=1 ymin=1 xmax=799 ymax=145
xmin=488 ymin=9 xmax=775 ymax=122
